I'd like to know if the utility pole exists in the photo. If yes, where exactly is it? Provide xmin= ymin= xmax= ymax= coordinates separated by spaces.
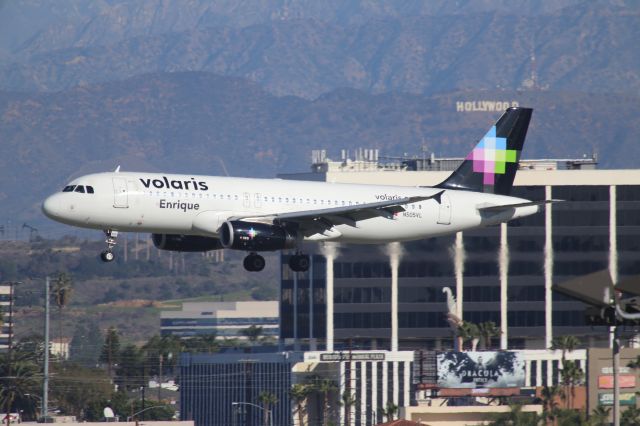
xmin=43 ymin=277 xmax=50 ymax=422
xmin=158 ymin=355 xmax=163 ymax=401
xmin=612 ymin=325 xmax=620 ymax=426
xmin=5 ymin=281 xmax=22 ymax=426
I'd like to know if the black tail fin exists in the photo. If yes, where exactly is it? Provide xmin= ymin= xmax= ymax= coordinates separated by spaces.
xmin=437 ymin=107 xmax=533 ymax=196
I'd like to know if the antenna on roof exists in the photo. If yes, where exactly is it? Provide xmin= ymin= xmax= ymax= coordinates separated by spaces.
xmin=114 ymin=165 xmax=121 ymax=173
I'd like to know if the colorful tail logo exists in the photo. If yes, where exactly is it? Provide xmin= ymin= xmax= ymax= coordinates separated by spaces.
xmin=467 ymin=126 xmax=518 ymax=185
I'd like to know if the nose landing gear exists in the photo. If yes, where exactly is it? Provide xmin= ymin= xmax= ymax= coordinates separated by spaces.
xmin=100 ymin=229 xmax=118 ymax=262
xmin=243 ymin=252 xmax=266 ymax=272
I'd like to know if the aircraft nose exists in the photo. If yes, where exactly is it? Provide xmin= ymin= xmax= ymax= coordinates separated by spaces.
xmin=42 ymin=194 xmax=64 ymax=220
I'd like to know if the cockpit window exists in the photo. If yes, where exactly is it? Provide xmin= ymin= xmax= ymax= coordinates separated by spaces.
xmin=75 ymin=185 xmax=85 ymax=193
xmin=86 ymin=186 xmax=94 ymax=194
xmin=63 ymin=185 xmax=75 ymax=192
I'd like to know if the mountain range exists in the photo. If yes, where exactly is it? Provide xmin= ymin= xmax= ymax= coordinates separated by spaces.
xmin=2 ymin=71 xmax=638 ymax=230
xmin=0 ymin=0 xmax=637 ymax=98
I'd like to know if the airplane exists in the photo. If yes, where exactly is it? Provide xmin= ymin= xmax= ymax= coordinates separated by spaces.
xmin=43 ymin=107 xmax=547 ymax=272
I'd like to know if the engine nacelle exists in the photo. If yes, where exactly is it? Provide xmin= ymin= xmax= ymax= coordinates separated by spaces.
xmin=152 ymin=234 xmax=223 ymax=252
xmin=220 ymin=221 xmax=296 ymax=251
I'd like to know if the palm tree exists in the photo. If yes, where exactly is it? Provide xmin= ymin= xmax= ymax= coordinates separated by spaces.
xmin=312 ymin=378 xmax=337 ymax=426
xmin=380 ymin=401 xmax=398 ymax=422
xmin=487 ymin=403 xmax=541 ymax=426
xmin=52 ymin=272 xmax=73 ymax=357
xmin=478 ymin=321 xmax=500 ymax=350
xmin=290 ymin=384 xmax=310 ymax=426
xmin=258 ymin=391 xmax=278 ymax=426
xmin=0 ymin=353 xmax=40 ymax=426
xmin=457 ymin=321 xmax=480 ymax=351
xmin=551 ymin=336 xmax=580 ymax=362
xmin=589 ymin=406 xmax=610 ymax=426
xmin=559 ymin=360 xmax=583 ymax=410
xmin=540 ymin=385 xmax=562 ymax=425
xmin=341 ymin=391 xmax=357 ymax=426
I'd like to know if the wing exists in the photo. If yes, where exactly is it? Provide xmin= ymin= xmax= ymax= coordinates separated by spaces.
xmin=231 ymin=190 xmax=445 ymax=237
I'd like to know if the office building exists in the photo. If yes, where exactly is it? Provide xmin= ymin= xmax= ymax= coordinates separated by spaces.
xmin=279 ymin=152 xmax=640 ymax=351
xmin=161 ymin=301 xmax=278 ymax=339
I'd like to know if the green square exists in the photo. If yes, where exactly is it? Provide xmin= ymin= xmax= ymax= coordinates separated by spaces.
xmin=495 ymin=150 xmax=506 ymax=162
xmin=495 ymin=161 xmax=506 ymax=174
xmin=506 ymin=150 xmax=517 ymax=163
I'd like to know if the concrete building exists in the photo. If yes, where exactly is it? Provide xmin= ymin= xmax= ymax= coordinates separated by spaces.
xmin=179 ymin=350 xmax=414 ymax=426
xmin=161 ymin=301 xmax=279 ymax=339
xmin=0 ymin=283 xmax=15 ymax=352
xmin=278 ymin=153 xmax=640 ymax=351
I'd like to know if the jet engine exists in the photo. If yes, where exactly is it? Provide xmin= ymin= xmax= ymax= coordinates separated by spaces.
xmin=220 ymin=221 xmax=296 ymax=251
xmin=152 ymin=234 xmax=223 ymax=252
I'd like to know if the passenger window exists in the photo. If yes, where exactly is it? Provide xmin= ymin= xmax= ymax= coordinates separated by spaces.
xmin=86 ymin=186 xmax=94 ymax=194
xmin=75 ymin=185 xmax=85 ymax=193
xmin=63 ymin=185 xmax=75 ymax=192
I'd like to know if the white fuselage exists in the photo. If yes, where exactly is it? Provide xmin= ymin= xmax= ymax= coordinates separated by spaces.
xmin=42 ymin=171 xmax=538 ymax=244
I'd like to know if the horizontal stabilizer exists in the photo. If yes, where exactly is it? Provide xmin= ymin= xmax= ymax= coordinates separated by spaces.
xmin=476 ymin=199 xmax=562 ymax=212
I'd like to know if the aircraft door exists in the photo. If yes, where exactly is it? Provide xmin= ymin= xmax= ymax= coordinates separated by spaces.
xmin=437 ymin=192 xmax=451 ymax=225
xmin=254 ymin=193 xmax=263 ymax=209
xmin=243 ymin=192 xmax=251 ymax=209
xmin=112 ymin=178 xmax=129 ymax=208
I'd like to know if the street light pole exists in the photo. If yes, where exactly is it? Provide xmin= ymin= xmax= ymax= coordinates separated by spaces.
xmin=231 ymin=402 xmax=272 ymax=426
xmin=43 ymin=277 xmax=50 ymax=422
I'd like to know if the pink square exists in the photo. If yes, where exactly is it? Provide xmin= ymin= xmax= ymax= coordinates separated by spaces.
xmin=473 ymin=159 xmax=484 ymax=173
xmin=483 ymin=173 xmax=495 ymax=185
xmin=484 ymin=160 xmax=495 ymax=173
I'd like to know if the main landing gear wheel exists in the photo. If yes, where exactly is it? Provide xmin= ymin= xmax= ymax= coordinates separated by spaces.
xmin=100 ymin=229 xmax=119 ymax=263
xmin=289 ymin=254 xmax=310 ymax=272
xmin=243 ymin=253 xmax=266 ymax=272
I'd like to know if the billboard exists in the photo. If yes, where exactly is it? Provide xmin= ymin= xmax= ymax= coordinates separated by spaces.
xmin=599 ymin=393 xmax=636 ymax=406
xmin=598 ymin=375 xmax=636 ymax=389
xmin=437 ymin=351 xmax=525 ymax=388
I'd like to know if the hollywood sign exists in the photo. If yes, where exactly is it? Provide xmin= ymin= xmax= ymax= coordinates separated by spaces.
xmin=456 ymin=101 xmax=520 ymax=112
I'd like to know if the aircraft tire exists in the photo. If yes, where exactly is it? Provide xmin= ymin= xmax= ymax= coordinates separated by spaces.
xmin=244 ymin=253 xmax=265 ymax=272
xmin=289 ymin=254 xmax=310 ymax=272
xmin=101 ymin=251 xmax=115 ymax=262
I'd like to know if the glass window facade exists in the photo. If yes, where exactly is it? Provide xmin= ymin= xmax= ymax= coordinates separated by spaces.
xmin=280 ymin=184 xmax=640 ymax=349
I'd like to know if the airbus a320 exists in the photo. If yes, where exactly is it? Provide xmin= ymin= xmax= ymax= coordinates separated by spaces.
xmin=43 ymin=107 xmax=547 ymax=272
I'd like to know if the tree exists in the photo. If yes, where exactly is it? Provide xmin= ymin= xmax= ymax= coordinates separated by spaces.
xmin=115 ymin=344 xmax=145 ymax=390
xmin=70 ymin=322 xmax=103 ymax=367
xmin=540 ymin=385 xmax=562 ymax=425
xmin=290 ymin=383 xmax=310 ymax=426
xmin=457 ymin=321 xmax=480 ymax=351
xmin=340 ymin=391 xmax=357 ymax=426
xmin=50 ymin=363 xmax=113 ymax=421
xmin=258 ymin=391 xmax=277 ymax=426
xmin=559 ymin=360 xmax=583 ymax=410
xmin=551 ymin=336 xmax=580 ymax=362
xmin=589 ymin=406 xmax=610 ymax=426
xmin=310 ymin=377 xmax=337 ymax=426
xmin=380 ymin=401 xmax=398 ymax=422
xmin=0 ymin=353 xmax=41 ymax=424
xmin=242 ymin=325 xmax=264 ymax=343
xmin=487 ymin=403 xmax=541 ymax=426
xmin=621 ymin=406 xmax=640 ymax=426
xmin=100 ymin=327 xmax=121 ymax=376
xmin=478 ymin=321 xmax=500 ymax=350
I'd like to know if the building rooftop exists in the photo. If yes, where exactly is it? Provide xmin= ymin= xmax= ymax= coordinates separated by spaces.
xmin=280 ymin=150 xmax=640 ymax=186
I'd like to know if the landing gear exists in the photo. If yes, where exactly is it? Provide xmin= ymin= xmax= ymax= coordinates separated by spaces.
xmin=100 ymin=251 xmax=115 ymax=262
xmin=289 ymin=254 xmax=310 ymax=272
xmin=100 ymin=229 xmax=118 ymax=263
xmin=243 ymin=252 xmax=266 ymax=272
